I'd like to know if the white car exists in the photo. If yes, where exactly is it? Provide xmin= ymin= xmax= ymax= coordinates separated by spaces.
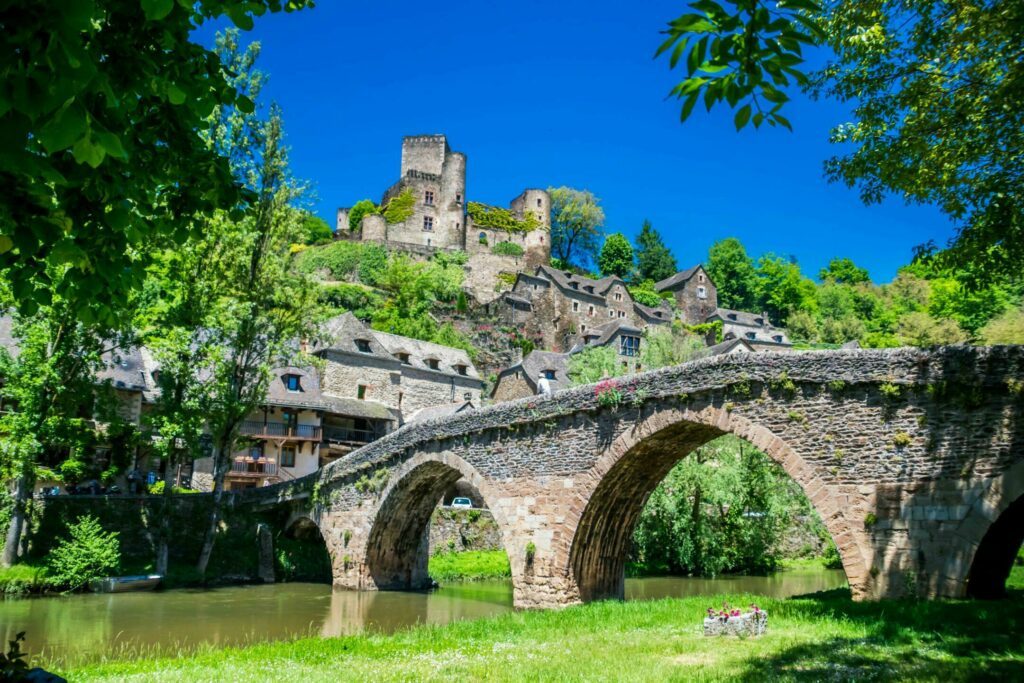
xmin=450 ymin=497 xmax=473 ymax=509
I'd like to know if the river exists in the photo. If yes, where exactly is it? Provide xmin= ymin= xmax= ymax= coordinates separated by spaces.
xmin=1 ymin=569 xmax=846 ymax=667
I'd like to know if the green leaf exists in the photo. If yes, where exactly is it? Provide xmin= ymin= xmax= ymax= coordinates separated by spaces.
xmin=0 ymin=235 xmax=12 ymax=254
xmin=48 ymin=239 xmax=89 ymax=267
xmin=669 ymin=38 xmax=689 ymax=69
xmin=141 ymin=0 xmax=174 ymax=20
xmin=228 ymin=6 xmax=254 ymax=30
xmin=94 ymin=130 xmax=126 ymax=159
xmin=72 ymin=136 xmax=106 ymax=168
xmin=734 ymin=104 xmax=752 ymax=130
xmin=773 ymin=113 xmax=793 ymax=131
xmin=167 ymin=84 xmax=186 ymax=105
xmin=37 ymin=103 xmax=88 ymax=154
xmin=236 ymin=95 xmax=255 ymax=114
xmin=680 ymin=91 xmax=700 ymax=121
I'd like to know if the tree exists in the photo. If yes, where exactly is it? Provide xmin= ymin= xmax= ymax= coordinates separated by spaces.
xmin=548 ymin=187 xmax=605 ymax=269
xmin=979 ymin=305 xmax=1024 ymax=345
xmin=348 ymin=199 xmax=379 ymax=232
xmin=640 ymin=327 xmax=707 ymax=368
xmin=754 ymin=254 xmax=818 ymax=324
xmin=820 ymin=258 xmax=869 ymax=285
xmin=0 ymin=286 xmax=126 ymax=566
xmin=896 ymin=311 xmax=968 ymax=347
xmin=706 ymin=238 xmax=758 ymax=310
xmin=567 ymin=346 xmax=621 ymax=386
xmin=635 ymin=220 xmax=678 ymax=282
xmin=0 ymin=0 xmax=312 ymax=324
xmin=657 ymin=0 xmax=1024 ymax=286
xmin=299 ymin=213 xmax=333 ymax=245
xmin=598 ymin=233 xmax=635 ymax=278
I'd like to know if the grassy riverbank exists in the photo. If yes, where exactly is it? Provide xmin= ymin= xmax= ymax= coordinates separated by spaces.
xmin=61 ymin=565 xmax=1024 ymax=682
xmin=428 ymin=550 xmax=511 ymax=582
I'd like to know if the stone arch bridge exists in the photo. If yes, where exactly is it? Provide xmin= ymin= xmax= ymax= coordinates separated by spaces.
xmin=235 ymin=347 xmax=1024 ymax=609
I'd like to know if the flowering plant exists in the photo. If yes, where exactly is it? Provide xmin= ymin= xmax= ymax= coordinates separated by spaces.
xmin=705 ymin=602 xmax=762 ymax=621
xmin=594 ymin=379 xmax=623 ymax=408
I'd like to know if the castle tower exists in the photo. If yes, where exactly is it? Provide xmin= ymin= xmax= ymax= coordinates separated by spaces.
xmin=510 ymin=188 xmax=552 ymax=267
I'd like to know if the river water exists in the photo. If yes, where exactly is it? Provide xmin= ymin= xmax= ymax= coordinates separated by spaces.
xmin=1 ymin=569 xmax=845 ymax=667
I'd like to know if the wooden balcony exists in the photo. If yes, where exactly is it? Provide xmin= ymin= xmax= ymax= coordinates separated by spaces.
xmin=321 ymin=425 xmax=375 ymax=446
xmin=229 ymin=460 xmax=278 ymax=477
xmin=239 ymin=421 xmax=321 ymax=441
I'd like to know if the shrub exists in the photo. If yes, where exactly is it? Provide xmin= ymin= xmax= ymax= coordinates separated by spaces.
xmin=47 ymin=515 xmax=121 ymax=591
xmin=769 ymin=371 xmax=797 ymax=396
xmin=594 ymin=379 xmax=624 ymax=408
xmin=628 ymin=286 xmax=663 ymax=308
xmin=491 ymin=241 xmax=525 ymax=257
xmin=468 ymin=202 xmax=540 ymax=233
xmin=382 ymin=187 xmax=416 ymax=224
xmin=879 ymin=382 xmax=902 ymax=400
xmin=892 ymin=432 xmax=912 ymax=448
xmin=863 ymin=512 xmax=878 ymax=529
xmin=348 ymin=199 xmax=379 ymax=231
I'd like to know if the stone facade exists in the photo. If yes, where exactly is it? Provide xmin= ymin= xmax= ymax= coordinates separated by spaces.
xmin=655 ymin=265 xmax=718 ymax=325
xmin=230 ymin=346 xmax=1024 ymax=610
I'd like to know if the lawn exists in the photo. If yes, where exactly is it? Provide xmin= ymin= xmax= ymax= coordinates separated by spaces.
xmin=63 ymin=565 xmax=1024 ymax=682
xmin=428 ymin=550 xmax=511 ymax=582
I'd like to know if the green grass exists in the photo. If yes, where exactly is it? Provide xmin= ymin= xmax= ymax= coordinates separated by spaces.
xmin=428 ymin=550 xmax=511 ymax=582
xmin=62 ymin=584 xmax=1024 ymax=682
xmin=0 ymin=562 xmax=54 ymax=595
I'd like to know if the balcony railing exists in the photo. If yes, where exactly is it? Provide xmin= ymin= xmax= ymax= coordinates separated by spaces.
xmin=230 ymin=460 xmax=278 ymax=476
xmin=322 ymin=425 xmax=375 ymax=444
xmin=239 ymin=421 xmax=321 ymax=440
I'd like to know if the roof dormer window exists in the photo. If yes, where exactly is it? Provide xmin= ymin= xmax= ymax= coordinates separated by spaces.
xmin=745 ymin=332 xmax=756 ymax=340
xmin=543 ymin=369 xmax=556 ymax=380
xmin=426 ymin=358 xmax=440 ymax=370
xmin=284 ymin=374 xmax=301 ymax=392
xmin=728 ymin=313 xmax=737 ymax=321
xmin=396 ymin=352 xmax=410 ymax=364
xmin=584 ymin=285 xmax=594 ymax=293
xmin=355 ymin=339 xmax=372 ymax=353
xmin=455 ymin=364 xmax=468 ymax=376
xmin=570 ymin=282 xmax=579 ymax=290
xmin=773 ymin=335 xmax=783 ymax=343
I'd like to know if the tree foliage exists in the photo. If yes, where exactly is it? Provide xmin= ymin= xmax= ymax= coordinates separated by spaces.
xmin=658 ymin=0 xmax=1024 ymax=285
xmin=0 ymin=0 xmax=312 ymax=324
xmin=348 ymin=199 xmax=379 ymax=232
xmin=382 ymin=188 xmax=416 ymax=224
xmin=468 ymin=202 xmax=541 ymax=233
xmin=632 ymin=436 xmax=816 ymax=576
xmin=635 ymin=220 xmax=678 ymax=282
xmin=598 ymin=233 xmax=635 ymax=278
xmin=819 ymin=257 xmax=869 ymax=285
xmin=548 ymin=187 xmax=605 ymax=269
xmin=298 ymin=213 xmax=333 ymax=245
xmin=706 ymin=237 xmax=758 ymax=310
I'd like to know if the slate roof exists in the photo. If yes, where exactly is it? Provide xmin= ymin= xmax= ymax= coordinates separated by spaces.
xmin=583 ymin=320 xmax=643 ymax=347
xmin=97 ymin=346 xmax=149 ymax=393
xmin=654 ymin=265 xmax=701 ymax=292
xmin=320 ymin=394 xmax=398 ymax=421
xmin=534 ymin=265 xmax=626 ymax=300
xmin=706 ymin=338 xmax=755 ymax=355
xmin=708 ymin=308 xmax=770 ymax=328
xmin=265 ymin=366 xmax=327 ymax=410
xmin=407 ymin=400 xmax=477 ymax=423
xmin=633 ymin=301 xmax=673 ymax=324
xmin=315 ymin=312 xmax=395 ymax=362
xmin=372 ymin=330 xmax=481 ymax=381
xmin=494 ymin=350 xmax=571 ymax=396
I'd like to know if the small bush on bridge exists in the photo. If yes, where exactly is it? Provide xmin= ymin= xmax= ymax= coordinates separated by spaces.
xmin=594 ymin=379 xmax=623 ymax=408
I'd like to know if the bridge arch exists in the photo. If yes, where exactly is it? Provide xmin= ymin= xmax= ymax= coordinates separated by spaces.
xmin=567 ymin=404 xmax=867 ymax=602
xmin=964 ymin=459 xmax=1024 ymax=598
xmin=360 ymin=451 xmax=515 ymax=591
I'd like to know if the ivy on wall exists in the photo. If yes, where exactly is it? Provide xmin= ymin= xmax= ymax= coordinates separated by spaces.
xmin=383 ymin=187 xmax=416 ymax=225
xmin=467 ymin=202 xmax=541 ymax=233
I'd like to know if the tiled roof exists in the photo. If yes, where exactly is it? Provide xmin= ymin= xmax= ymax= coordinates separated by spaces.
xmin=633 ymin=301 xmax=673 ymax=323
xmin=585 ymin=320 xmax=643 ymax=347
xmin=97 ymin=346 xmax=149 ymax=392
xmin=315 ymin=312 xmax=396 ymax=361
xmin=371 ymin=330 xmax=480 ymax=380
xmin=654 ymin=265 xmax=700 ymax=291
xmin=320 ymin=394 xmax=398 ymax=421
xmin=534 ymin=265 xmax=627 ymax=300
xmin=706 ymin=338 xmax=754 ymax=355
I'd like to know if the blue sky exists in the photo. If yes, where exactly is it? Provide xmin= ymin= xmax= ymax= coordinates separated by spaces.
xmin=195 ymin=0 xmax=953 ymax=283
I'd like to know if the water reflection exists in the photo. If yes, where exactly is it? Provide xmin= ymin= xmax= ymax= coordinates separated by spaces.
xmin=1 ymin=569 xmax=845 ymax=666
